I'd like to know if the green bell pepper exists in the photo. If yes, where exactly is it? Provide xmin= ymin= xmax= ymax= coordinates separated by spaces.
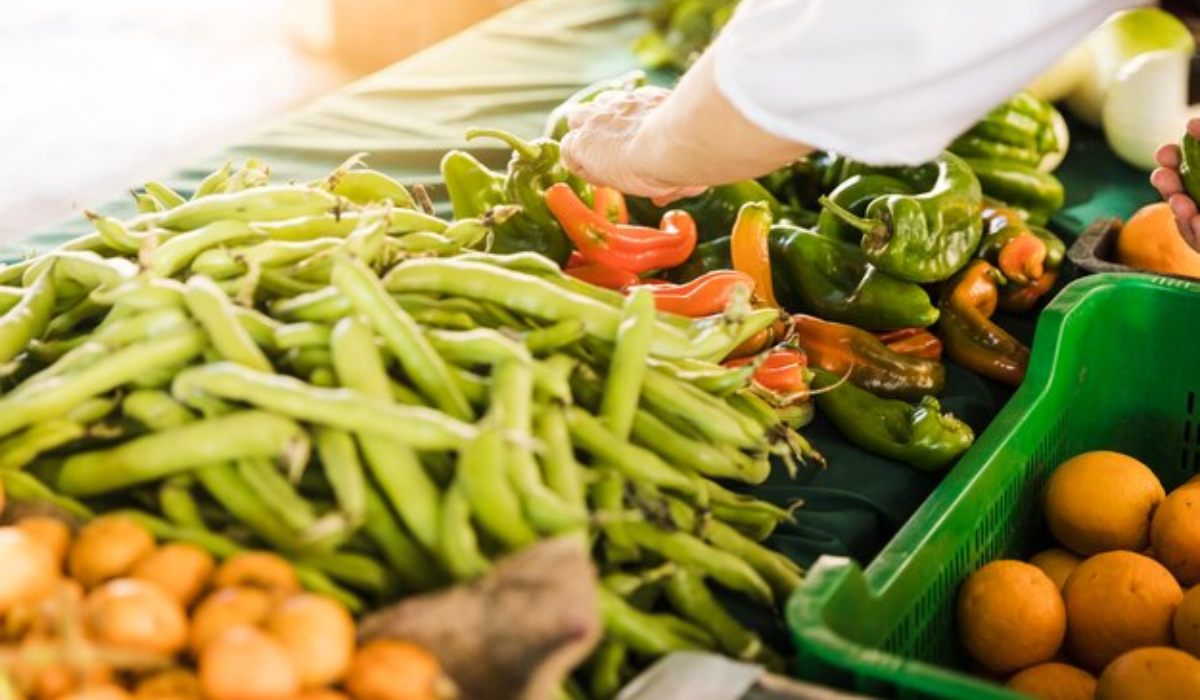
xmin=442 ymin=128 xmax=590 ymax=266
xmin=964 ymin=158 xmax=1064 ymax=226
xmin=810 ymin=369 xmax=974 ymax=471
xmin=1180 ymin=132 xmax=1200 ymax=202
xmin=669 ymin=226 xmax=939 ymax=330
xmin=816 ymin=174 xmax=914 ymax=244
xmin=544 ymin=71 xmax=648 ymax=141
xmin=817 ymin=152 xmax=984 ymax=283
xmin=949 ymin=92 xmax=1065 ymax=170
xmin=627 ymin=181 xmax=785 ymax=243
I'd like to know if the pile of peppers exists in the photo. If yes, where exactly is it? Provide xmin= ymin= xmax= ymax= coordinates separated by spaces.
xmin=430 ymin=83 xmax=1073 ymax=474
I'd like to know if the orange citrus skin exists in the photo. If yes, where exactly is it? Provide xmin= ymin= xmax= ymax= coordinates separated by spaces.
xmin=957 ymin=560 xmax=1066 ymax=674
xmin=1044 ymin=451 xmax=1164 ymax=556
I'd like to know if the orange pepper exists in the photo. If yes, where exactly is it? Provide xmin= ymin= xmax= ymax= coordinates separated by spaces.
xmin=592 ymin=186 xmax=630 ymax=224
xmin=565 ymin=263 xmax=640 ymax=291
xmin=727 ymin=348 xmax=808 ymax=394
xmin=634 ymin=270 xmax=754 ymax=317
xmin=874 ymin=328 xmax=944 ymax=362
xmin=729 ymin=201 xmax=778 ymax=307
xmin=545 ymin=183 xmax=697 ymax=273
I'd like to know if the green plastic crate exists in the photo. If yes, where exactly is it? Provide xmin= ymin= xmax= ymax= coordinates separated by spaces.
xmin=786 ymin=272 xmax=1200 ymax=699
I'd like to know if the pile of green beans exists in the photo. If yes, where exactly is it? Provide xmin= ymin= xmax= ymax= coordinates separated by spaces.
xmin=0 ymin=158 xmax=812 ymax=697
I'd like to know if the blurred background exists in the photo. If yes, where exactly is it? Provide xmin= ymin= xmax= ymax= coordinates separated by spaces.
xmin=0 ymin=0 xmax=518 ymax=242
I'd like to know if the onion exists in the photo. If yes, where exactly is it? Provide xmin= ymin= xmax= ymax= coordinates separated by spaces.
xmin=264 ymin=593 xmax=355 ymax=688
xmin=131 ymin=543 xmax=215 ymax=607
xmin=0 ymin=526 xmax=59 ymax=613
xmin=16 ymin=516 xmax=72 ymax=571
xmin=1102 ymin=50 xmax=1200 ymax=171
xmin=189 ymin=587 xmax=275 ymax=655
xmin=68 ymin=516 xmax=156 ymax=588
xmin=82 ymin=578 xmax=189 ymax=656
xmin=199 ymin=626 xmax=300 ymax=700
xmin=211 ymin=552 xmax=298 ymax=595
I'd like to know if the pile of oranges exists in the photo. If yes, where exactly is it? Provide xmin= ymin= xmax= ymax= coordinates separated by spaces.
xmin=958 ymin=451 xmax=1200 ymax=700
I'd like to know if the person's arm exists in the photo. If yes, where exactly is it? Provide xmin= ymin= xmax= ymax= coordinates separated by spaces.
xmin=1151 ymin=119 xmax=1200 ymax=248
xmin=563 ymin=0 xmax=1136 ymax=202
xmin=561 ymin=52 xmax=811 ymax=204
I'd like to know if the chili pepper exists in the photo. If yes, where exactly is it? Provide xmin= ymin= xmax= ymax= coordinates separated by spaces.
xmin=545 ymin=183 xmax=697 ymax=273
xmin=875 ymin=328 xmax=943 ymax=362
xmin=1181 ymin=131 xmax=1200 ymax=202
xmin=937 ymin=260 xmax=1030 ymax=386
xmin=566 ymin=262 xmax=640 ymax=291
xmin=439 ymin=150 xmax=506 ymax=220
xmin=976 ymin=206 xmax=1064 ymax=310
xmin=627 ymin=180 xmax=784 ymax=243
xmin=767 ymin=226 xmax=940 ymax=330
xmin=726 ymin=348 xmax=807 ymax=395
xmin=635 ymin=270 xmax=753 ymax=317
xmin=816 ymin=174 xmax=914 ymax=243
xmin=810 ymin=369 xmax=973 ymax=471
xmin=726 ymin=317 xmax=789 ymax=360
xmin=999 ymin=268 xmax=1059 ymax=314
xmin=543 ymin=70 xmax=648 ymax=140
xmin=818 ymin=152 xmax=983 ymax=283
xmin=729 ymin=201 xmax=778 ymax=307
xmin=962 ymin=158 xmax=1064 ymax=225
xmin=593 ymin=186 xmax=630 ymax=224
xmin=792 ymin=314 xmax=944 ymax=401
xmin=445 ymin=127 xmax=591 ymax=265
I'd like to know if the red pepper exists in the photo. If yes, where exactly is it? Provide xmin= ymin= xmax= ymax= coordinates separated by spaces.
xmin=727 ymin=348 xmax=808 ymax=394
xmin=545 ymin=183 xmax=697 ymax=273
xmin=995 ymin=232 xmax=1047 ymax=286
xmin=730 ymin=202 xmax=779 ymax=307
xmin=874 ymin=328 xmax=944 ymax=362
xmin=592 ymin=186 xmax=630 ymax=224
xmin=633 ymin=270 xmax=754 ymax=317
xmin=565 ymin=263 xmax=640 ymax=291
xmin=998 ymin=268 xmax=1058 ymax=313
xmin=566 ymin=251 xmax=587 ymax=269
xmin=726 ymin=318 xmax=791 ymax=360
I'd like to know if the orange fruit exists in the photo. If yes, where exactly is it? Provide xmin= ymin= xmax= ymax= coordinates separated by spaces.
xmin=957 ymin=560 xmax=1065 ymax=673
xmin=1006 ymin=662 xmax=1096 ymax=700
xmin=1096 ymin=647 xmax=1200 ymax=699
xmin=1029 ymin=549 xmax=1082 ymax=591
xmin=1063 ymin=551 xmax=1182 ymax=671
xmin=1151 ymin=482 xmax=1200 ymax=586
xmin=1116 ymin=201 xmax=1200 ymax=278
xmin=1045 ymin=451 xmax=1164 ymax=555
xmin=1173 ymin=585 xmax=1200 ymax=657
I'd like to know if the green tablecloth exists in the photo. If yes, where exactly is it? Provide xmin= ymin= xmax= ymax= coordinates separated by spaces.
xmin=11 ymin=0 xmax=1160 ymax=632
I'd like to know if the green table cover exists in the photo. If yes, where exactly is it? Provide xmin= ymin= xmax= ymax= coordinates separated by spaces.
xmin=7 ymin=0 xmax=1160 ymax=642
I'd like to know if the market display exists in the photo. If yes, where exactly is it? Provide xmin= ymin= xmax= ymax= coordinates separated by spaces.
xmin=956 ymin=451 xmax=1200 ymax=698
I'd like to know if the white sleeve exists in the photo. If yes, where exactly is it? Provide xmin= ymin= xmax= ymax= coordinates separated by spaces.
xmin=711 ymin=0 xmax=1140 ymax=165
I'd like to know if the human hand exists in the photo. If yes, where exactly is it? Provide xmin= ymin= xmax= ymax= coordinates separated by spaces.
xmin=560 ymin=87 xmax=707 ymax=205
xmin=1150 ymin=118 xmax=1200 ymax=251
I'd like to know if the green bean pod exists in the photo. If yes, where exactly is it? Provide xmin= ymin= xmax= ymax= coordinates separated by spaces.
xmin=86 ymin=212 xmax=143 ymax=254
xmin=274 ymin=322 xmax=332 ymax=350
xmin=296 ymin=549 xmax=393 ymax=594
xmin=439 ymin=480 xmax=490 ymax=581
xmin=157 ymin=184 xmax=341 ymax=231
xmin=598 ymin=588 xmax=709 ymax=655
xmin=601 ymin=289 xmax=654 ymax=438
xmin=236 ymin=457 xmax=317 ymax=532
xmin=158 ymin=477 xmax=206 ymax=529
xmin=312 ymin=426 xmax=367 ymax=529
xmin=362 ymin=485 xmax=441 ymax=592
xmin=0 ymin=328 xmax=205 ymax=439
xmin=533 ymin=405 xmax=586 ymax=511
xmin=330 ymin=318 xmax=443 ymax=551
xmin=122 ymin=390 xmax=195 ymax=430
xmin=55 ymin=411 xmax=309 ymax=496
xmin=624 ymin=521 xmax=773 ymax=606
xmin=458 ymin=421 xmax=538 ymax=548
xmin=0 ymin=267 xmax=56 ymax=364
xmin=333 ymin=255 xmax=473 ymax=421
xmin=0 ymin=471 xmax=93 ymax=520
xmin=566 ymin=407 xmax=703 ymax=499
xmin=171 ymin=362 xmax=475 ymax=450
xmin=588 ymin=640 xmax=627 ymax=700
xmin=144 ymin=181 xmax=186 ymax=209
xmin=148 ymin=221 xmax=265 ymax=278
xmin=664 ymin=568 xmax=765 ymax=661
xmin=193 ymin=161 xmax=232 ymax=199
xmin=251 ymin=208 xmax=447 ymax=241
xmin=0 ymin=420 xmax=86 ymax=471
xmin=185 ymin=276 xmax=273 ymax=372
xmin=703 ymin=519 xmax=802 ymax=601
xmin=524 ymin=319 xmax=585 ymax=356
xmin=195 ymin=461 xmax=305 ymax=551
